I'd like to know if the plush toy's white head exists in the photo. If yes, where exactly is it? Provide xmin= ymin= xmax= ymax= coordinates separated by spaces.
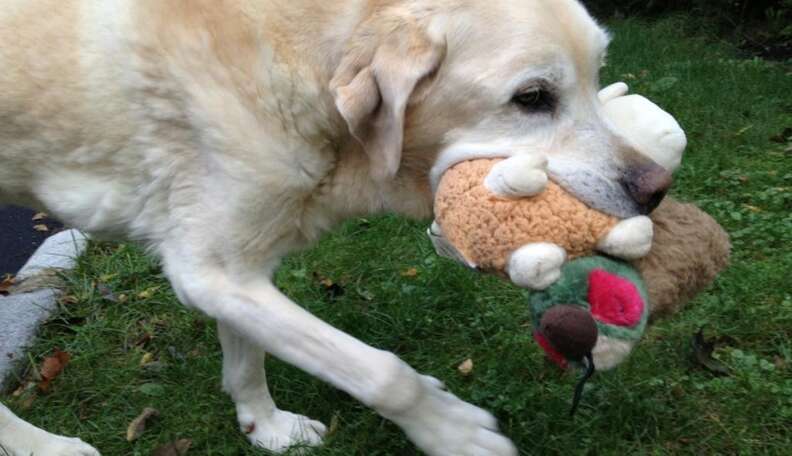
xmin=599 ymin=83 xmax=687 ymax=172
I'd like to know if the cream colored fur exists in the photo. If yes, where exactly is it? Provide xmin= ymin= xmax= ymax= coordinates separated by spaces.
xmin=0 ymin=1 xmax=663 ymax=454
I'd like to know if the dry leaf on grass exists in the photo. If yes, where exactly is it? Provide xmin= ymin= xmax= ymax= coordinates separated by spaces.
xmin=140 ymin=352 xmax=155 ymax=367
xmin=38 ymin=350 xmax=71 ymax=392
xmin=31 ymin=212 xmax=48 ymax=221
xmin=692 ymin=329 xmax=730 ymax=376
xmin=151 ymin=439 xmax=192 ymax=456
xmin=457 ymin=358 xmax=474 ymax=376
xmin=11 ymin=381 xmax=38 ymax=409
xmin=96 ymin=282 xmax=118 ymax=303
xmin=0 ymin=274 xmax=15 ymax=296
xmin=137 ymin=287 xmax=159 ymax=300
xmin=313 ymin=273 xmax=345 ymax=299
xmin=327 ymin=414 xmax=340 ymax=436
xmin=401 ymin=267 xmax=418 ymax=277
xmin=126 ymin=407 xmax=160 ymax=442
xmin=33 ymin=224 xmax=49 ymax=232
xmin=59 ymin=294 xmax=80 ymax=305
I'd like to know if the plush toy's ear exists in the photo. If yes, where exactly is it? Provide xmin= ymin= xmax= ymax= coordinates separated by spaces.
xmin=331 ymin=25 xmax=445 ymax=181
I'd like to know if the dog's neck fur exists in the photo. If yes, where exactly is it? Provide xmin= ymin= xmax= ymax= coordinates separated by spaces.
xmin=129 ymin=0 xmax=437 ymax=246
xmin=242 ymin=0 xmax=438 ymax=222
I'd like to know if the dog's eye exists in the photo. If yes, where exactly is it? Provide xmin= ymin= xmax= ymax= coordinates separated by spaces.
xmin=512 ymin=88 xmax=556 ymax=114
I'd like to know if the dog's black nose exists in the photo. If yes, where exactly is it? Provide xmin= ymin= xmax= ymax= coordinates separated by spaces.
xmin=622 ymin=164 xmax=673 ymax=214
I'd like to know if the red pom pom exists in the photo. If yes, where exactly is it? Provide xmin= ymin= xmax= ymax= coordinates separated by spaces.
xmin=533 ymin=331 xmax=569 ymax=369
xmin=587 ymin=269 xmax=644 ymax=327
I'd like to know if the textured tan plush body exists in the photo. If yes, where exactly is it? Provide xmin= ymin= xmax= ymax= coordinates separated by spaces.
xmin=435 ymin=158 xmax=619 ymax=271
xmin=636 ymin=198 xmax=731 ymax=318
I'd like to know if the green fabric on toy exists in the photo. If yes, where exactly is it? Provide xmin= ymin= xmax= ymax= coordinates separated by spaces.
xmin=530 ymin=256 xmax=650 ymax=414
xmin=530 ymin=256 xmax=649 ymax=368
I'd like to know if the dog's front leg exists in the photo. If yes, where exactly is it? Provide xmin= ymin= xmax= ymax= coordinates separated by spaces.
xmin=0 ymin=403 xmax=100 ymax=456
xmin=217 ymin=323 xmax=327 ymax=452
xmin=162 ymin=248 xmax=517 ymax=456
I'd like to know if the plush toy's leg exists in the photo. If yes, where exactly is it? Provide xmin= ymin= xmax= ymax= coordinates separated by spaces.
xmin=591 ymin=335 xmax=636 ymax=371
xmin=507 ymin=243 xmax=567 ymax=290
xmin=483 ymin=154 xmax=548 ymax=197
xmin=597 ymin=216 xmax=653 ymax=260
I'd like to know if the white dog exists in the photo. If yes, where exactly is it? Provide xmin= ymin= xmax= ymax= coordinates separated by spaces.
xmin=0 ymin=1 xmax=675 ymax=455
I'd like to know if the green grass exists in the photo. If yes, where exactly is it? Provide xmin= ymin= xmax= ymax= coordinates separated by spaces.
xmin=4 ymin=17 xmax=792 ymax=456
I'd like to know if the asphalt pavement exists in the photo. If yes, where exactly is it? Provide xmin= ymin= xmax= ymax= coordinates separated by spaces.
xmin=0 ymin=205 xmax=64 ymax=276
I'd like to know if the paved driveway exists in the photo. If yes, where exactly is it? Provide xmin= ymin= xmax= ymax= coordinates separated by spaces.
xmin=0 ymin=205 xmax=63 ymax=276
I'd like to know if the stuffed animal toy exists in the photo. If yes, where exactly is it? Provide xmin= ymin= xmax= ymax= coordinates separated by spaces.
xmin=427 ymin=83 xmax=731 ymax=376
xmin=431 ymin=157 xmax=653 ymax=290
xmin=529 ymin=198 xmax=729 ymax=414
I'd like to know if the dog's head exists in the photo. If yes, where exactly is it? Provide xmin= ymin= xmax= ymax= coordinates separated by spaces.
xmin=331 ymin=0 xmax=671 ymax=218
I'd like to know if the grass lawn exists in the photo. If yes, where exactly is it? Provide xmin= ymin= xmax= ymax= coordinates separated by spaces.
xmin=3 ymin=16 xmax=791 ymax=456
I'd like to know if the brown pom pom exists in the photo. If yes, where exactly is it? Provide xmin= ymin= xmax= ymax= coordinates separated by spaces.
xmin=539 ymin=305 xmax=599 ymax=361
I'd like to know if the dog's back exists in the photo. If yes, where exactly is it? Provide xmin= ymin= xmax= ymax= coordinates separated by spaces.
xmin=0 ymin=0 xmax=187 ymax=239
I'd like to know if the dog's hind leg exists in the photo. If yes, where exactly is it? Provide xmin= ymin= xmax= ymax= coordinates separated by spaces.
xmin=0 ymin=403 xmax=100 ymax=456
xmin=217 ymin=323 xmax=326 ymax=453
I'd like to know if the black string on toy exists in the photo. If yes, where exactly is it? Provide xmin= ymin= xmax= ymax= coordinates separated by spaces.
xmin=569 ymin=352 xmax=595 ymax=416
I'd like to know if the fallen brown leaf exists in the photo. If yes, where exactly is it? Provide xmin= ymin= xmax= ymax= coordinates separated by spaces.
xmin=692 ymin=329 xmax=730 ymax=376
xmin=38 ymin=350 xmax=71 ymax=392
xmin=137 ymin=287 xmax=159 ymax=300
xmin=133 ymin=332 xmax=153 ymax=348
xmin=59 ymin=295 xmax=79 ymax=305
xmin=401 ymin=267 xmax=418 ymax=277
xmin=313 ymin=273 xmax=345 ymax=299
xmin=126 ymin=407 xmax=160 ymax=442
xmin=33 ymin=224 xmax=49 ymax=232
xmin=31 ymin=212 xmax=48 ymax=221
xmin=151 ymin=439 xmax=192 ymax=456
xmin=0 ymin=274 xmax=15 ymax=296
xmin=457 ymin=358 xmax=474 ymax=376
xmin=19 ymin=393 xmax=37 ymax=410
xmin=140 ymin=352 xmax=155 ymax=367
xmin=96 ymin=282 xmax=118 ymax=303
xmin=327 ymin=413 xmax=340 ymax=436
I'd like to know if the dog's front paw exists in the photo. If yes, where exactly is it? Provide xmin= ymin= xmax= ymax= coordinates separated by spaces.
xmin=484 ymin=153 xmax=548 ymax=197
xmin=385 ymin=375 xmax=517 ymax=456
xmin=507 ymin=243 xmax=567 ymax=290
xmin=597 ymin=216 xmax=653 ymax=260
xmin=25 ymin=436 xmax=100 ymax=456
xmin=238 ymin=407 xmax=326 ymax=454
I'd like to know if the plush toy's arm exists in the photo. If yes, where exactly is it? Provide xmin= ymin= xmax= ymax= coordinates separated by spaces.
xmin=483 ymin=154 xmax=549 ymax=198
xmin=430 ymin=148 xmax=550 ymax=197
xmin=596 ymin=216 xmax=654 ymax=260
xmin=428 ymin=220 xmax=568 ymax=290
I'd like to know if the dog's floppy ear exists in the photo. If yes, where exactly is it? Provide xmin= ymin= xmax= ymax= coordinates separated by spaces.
xmin=331 ymin=24 xmax=445 ymax=181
